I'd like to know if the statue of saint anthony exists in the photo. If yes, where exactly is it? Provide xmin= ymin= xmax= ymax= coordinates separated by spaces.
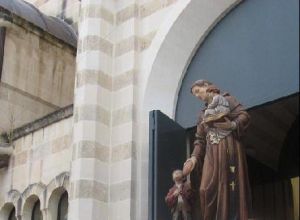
xmin=183 ymin=80 xmax=251 ymax=220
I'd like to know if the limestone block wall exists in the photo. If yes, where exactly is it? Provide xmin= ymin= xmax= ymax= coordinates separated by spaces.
xmin=1 ymin=0 xmax=296 ymax=219
xmin=0 ymin=0 xmax=245 ymax=219
xmin=72 ymin=0 xmax=242 ymax=219
xmin=0 ymin=23 xmax=76 ymax=132
xmin=0 ymin=116 xmax=73 ymax=219
xmin=70 ymin=0 xmax=180 ymax=220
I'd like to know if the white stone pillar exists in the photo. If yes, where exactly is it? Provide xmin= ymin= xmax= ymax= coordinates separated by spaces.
xmin=69 ymin=0 xmax=141 ymax=219
xmin=107 ymin=0 xmax=138 ymax=218
xmin=69 ymin=0 xmax=114 ymax=219
xmin=41 ymin=208 xmax=48 ymax=220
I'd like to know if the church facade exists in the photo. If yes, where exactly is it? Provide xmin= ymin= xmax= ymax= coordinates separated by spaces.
xmin=0 ymin=0 xmax=298 ymax=220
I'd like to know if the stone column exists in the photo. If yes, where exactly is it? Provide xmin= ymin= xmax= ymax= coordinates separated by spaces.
xmin=69 ymin=0 xmax=139 ymax=219
xmin=69 ymin=0 xmax=121 ymax=219
xmin=41 ymin=208 xmax=48 ymax=220
xmin=107 ymin=1 xmax=138 ymax=219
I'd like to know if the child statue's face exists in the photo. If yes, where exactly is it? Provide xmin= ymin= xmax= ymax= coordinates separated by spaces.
xmin=173 ymin=170 xmax=184 ymax=182
xmin=207 ymin=91 xmax=215 ymax=102
xmin=192 ymin=86 xmax=209 ymax=102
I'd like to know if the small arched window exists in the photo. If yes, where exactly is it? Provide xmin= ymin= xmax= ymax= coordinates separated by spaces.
xmin=57 ymin=191 xmax=68 ymax=220
xmin=31 ymin=200 xmax=43 ymax=220
xmin=8 ymin=207 xmax=16 ymax=220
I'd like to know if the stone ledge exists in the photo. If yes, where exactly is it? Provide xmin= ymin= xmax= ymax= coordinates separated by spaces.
xmin=1 ymin=104 xmax=73 ymax=142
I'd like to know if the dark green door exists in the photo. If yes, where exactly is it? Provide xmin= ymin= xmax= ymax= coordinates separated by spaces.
xmin=149 ymin=110 xmax=187 ymax=220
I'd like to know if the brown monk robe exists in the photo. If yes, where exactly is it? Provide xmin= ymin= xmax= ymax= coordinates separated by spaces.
xmin=183 ymin=80 xmax=252 ymax=220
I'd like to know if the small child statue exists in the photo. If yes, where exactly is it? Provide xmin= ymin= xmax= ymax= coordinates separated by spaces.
xmin=202 ymin=85 xmax=230 ymax=124
xmin=165 ymin=170 xmax=194 ymax=220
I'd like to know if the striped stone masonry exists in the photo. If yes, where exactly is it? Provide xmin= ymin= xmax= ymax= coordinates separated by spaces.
xmin=69 ymin=0 xmax=178 ymax=219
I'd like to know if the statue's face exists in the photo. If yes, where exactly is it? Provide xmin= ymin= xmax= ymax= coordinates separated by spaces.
xmin=173 ymin=171 xmax=183 ymax=182
xmin=192 ymin=85 xmax=209 ymax=102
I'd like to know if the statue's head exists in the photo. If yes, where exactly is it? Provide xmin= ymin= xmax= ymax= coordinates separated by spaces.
xmin=172 ymin=169 xmax=184 ymax=182
xmin=191 ymin=79 xmax=214 ymax=102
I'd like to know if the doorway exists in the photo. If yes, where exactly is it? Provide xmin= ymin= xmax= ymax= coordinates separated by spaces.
xmin=149 ymin=93 xmax=299 ymax=220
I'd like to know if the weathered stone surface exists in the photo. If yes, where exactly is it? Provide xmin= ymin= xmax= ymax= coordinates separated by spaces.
xmin=0 ymin=15 xmax=76 ymax=132
xmin=7 ymin=105 xmax=73 ymax=141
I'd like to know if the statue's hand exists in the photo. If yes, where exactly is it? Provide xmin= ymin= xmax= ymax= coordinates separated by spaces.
xmin=213 ymin=117 xmax=236 ymax=130
xmin=173 ymin=189 xmax=180 ymax=196
xmin=183 ymin=156 xmax=197 ymax=176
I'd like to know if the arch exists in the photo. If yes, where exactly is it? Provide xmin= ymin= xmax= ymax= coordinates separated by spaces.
xmin=1 ymin=174 xmax=69 ymax=220
xmin=176 ymin=0 xmax=299 ymax=127
xmin=21 ymin=183 xmax=46 ymax=218
xmin=0 ymin=189 xmax=22 ymax=218
xmin=45 ymin=172 xmax=69 ymax=220
xmin=22 ymin=195 xmax=41 ymax=220
xmin=136 ymin=0 xmax=242 ymax=218
xmin=45 ymin=172 xmax=69 ymax=208
xmin=48 ymin=188 xmax=68 ymax=220
xmin=142 ymin=0 xmax=241 ymax=118
xmin=0 ymin=203 xmax=16 ymax=219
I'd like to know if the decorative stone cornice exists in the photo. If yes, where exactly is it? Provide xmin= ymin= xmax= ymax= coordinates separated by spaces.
xmin=4 ymin=105 xmax=73 ymax=142
xmin=0 ymin=6 xmax=77 ymax=52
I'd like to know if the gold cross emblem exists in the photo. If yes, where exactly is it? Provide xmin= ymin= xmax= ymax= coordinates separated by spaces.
xmin=230 ymin=166 xmax=235 ymax=173
xmin=229 ymin=181 xmax=235 ymax=191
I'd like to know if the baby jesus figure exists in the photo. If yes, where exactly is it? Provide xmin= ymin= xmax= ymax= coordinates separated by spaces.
xmin=203 ymin=86 xmax=230 ymax=124
xmin=165 ymin=170 xmax=194 ymax=220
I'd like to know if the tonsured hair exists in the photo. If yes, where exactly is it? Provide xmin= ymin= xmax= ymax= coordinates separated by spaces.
xmin=190 ymin=79 xmax=213 ymax=93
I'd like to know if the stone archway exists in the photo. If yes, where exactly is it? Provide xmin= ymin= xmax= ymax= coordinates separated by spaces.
xmin=46 ymin=172 xmax=69 ymax=220
xmin=22 ymin=195 xmax=41 ymax=220
xmin=141 ymin=0 xmax=242 ymax=118
xmin=135 ymin=0 xmax=243 ymax=218
xmin=48 ymin=187 xmax=68 ymax=220
xmin=21 ymin=183 xmax=46 ymax=220
xmin=0 ymin=203 xmax=16 ymax=219
xmin=0 ymin=189 xmax=21 ymax=219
